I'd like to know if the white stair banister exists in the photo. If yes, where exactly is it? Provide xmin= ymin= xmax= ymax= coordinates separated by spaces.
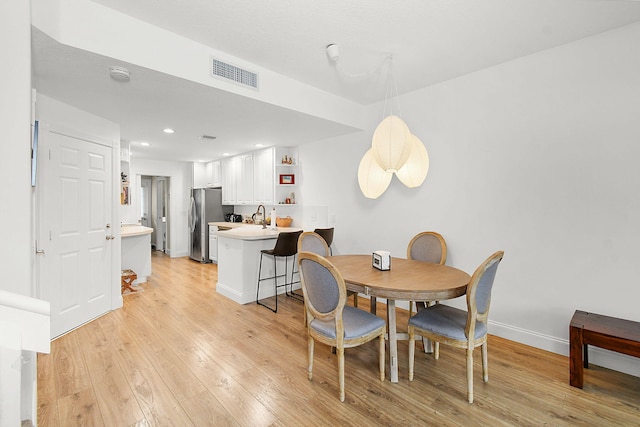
xmin=0 ymin=289 xmax=50 ymax=426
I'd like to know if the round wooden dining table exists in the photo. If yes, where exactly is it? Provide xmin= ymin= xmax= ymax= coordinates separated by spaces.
xmin=327 ymin=255 xmax=471 ymax=383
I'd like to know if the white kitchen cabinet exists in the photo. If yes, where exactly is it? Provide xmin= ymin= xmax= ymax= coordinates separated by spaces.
xmin=209 ymin=225 xmax=218 ymax=263
xmin=221 ymin=147 xmax=299 ymax=206
xmin=253 ymin=147 xmax=275 ymax=205
xmin=210 ymin=161 xmax=221 ymax=187
xmin=192 ymin=162 xmax=208 ymax=188
xmin=236 ymin=154 xmax=254 ymax=204
xmin=221 ymin=156 xmax=238 ymax=205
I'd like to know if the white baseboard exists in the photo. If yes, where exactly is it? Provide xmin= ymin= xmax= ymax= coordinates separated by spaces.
xmin=489 ymin=320 xmax=640 ymax=378
xmin=217 ymin=281 xmax=302 ymax=306
xmin=168 ymin=250 xmax=188 ymax=258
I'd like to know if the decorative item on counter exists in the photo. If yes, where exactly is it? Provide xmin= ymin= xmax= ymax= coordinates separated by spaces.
xmin=121 ymin=172 xmax=128 ymax=183
xmin=276 ymin=216 xmax=293 ymax=227
xmin=372 ymin=250 xmax=391 ymax=271
xmin=270 ymin=208 xmax=277 ymax=229
xmin=290 ymin=192 xmax=296 ymax=204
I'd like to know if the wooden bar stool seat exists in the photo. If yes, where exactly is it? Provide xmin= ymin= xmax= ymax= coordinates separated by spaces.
xmin=121 ymin=269 xmax=138 ymax=294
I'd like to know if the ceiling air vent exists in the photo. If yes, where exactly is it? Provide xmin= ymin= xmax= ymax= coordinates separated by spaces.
xmin=211 ymin=58 xmax=259 ymax=90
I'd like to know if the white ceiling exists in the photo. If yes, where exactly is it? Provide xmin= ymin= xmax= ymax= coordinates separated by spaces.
xmin=31 ymin=0 xmax=640 ymax=162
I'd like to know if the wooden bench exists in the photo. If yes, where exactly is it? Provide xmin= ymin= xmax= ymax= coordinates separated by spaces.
xmin=121 ymin=269 xmax=138 ymax=294
xmin=569 ymin=310 xmax=640 ymax=388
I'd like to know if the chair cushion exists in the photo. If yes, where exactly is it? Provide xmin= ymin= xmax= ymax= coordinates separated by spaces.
xmin=310 ymin=306 xmax=385 ymax=340
xmin=408 ymin=304 xmax=487 ymax=341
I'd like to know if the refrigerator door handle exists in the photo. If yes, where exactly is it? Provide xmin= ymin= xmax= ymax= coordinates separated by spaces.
xmin=189 ymin=196 xmax=196 ymax=232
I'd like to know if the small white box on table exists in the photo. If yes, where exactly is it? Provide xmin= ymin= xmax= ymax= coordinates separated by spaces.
xmin=372 ymin=250 xmax=391 ymax=271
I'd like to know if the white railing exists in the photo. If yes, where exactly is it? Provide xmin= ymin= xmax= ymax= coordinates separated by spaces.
xmin=0 ymin=290 xmax=50 ymax=427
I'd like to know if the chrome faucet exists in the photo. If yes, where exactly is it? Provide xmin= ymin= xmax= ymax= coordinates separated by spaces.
xmin=256 ymin=204 xmax=267 ymax=229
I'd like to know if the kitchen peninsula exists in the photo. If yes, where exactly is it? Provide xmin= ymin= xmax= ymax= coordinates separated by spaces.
xmin=121 ymin=224 xmax=153 ymax=284
xmin=212 ymin=223 xmax=302 ymax=304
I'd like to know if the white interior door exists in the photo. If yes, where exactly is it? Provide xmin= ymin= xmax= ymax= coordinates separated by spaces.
xmin=140 ymin=176 xmax=152 ymax=228
xmin=38 ymin=130 xmax=114 ymax=338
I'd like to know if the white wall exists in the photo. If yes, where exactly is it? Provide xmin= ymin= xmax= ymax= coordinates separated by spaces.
xmin=121 ymin=158 xmax=192 ymax=257
xmin=300 ymin=22 xmax=640 ymax=376
xmin=0 ymin=0 xmax=32 ymax=297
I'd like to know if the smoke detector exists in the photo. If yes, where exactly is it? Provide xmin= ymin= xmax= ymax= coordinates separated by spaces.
xmin=109 ymin=66 xmax=130 ymax=81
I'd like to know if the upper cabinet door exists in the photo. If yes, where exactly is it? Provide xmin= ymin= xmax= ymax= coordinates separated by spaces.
xmin=221 ymin=157 xmax=238 ymax=205
xmin=236 ymin=154 xmax=254 ymax=205
xmin=253 ymin=148 xmax=274 ymax=205
xmin=210 ymin=161 xmax=221 ymax=187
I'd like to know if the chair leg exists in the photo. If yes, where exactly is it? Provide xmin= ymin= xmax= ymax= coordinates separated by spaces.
xmin=256 ymin=253 xmax=279 ymax=312
xmin=308 ymin=336 xmax=314 ymax=381
xmin=379 ymin=332 xmax=385 ymax=381
xmin=273 ymin=256 xmax=278 ymax=313
xmin=466 ymin=348 xmax=474 ymax=404
xmin=434 ymin=342 xmax=440 ymax=359
xmin=286 ymin=255 xmax=304 ymax=301
xmin=337 ymin=346 xmax=345 ymax=402
xmin=256 ymin=253 xmax=264 ymax=303
xmin=256 ymin=253 xmax=277 ymax=312
xmin=482 ymin=342 xmax=488 ymax=382
xmin=408 ymin=327 xmax=415 ymax=381
xmin=353 ymin=293 xmax=358 ymax=308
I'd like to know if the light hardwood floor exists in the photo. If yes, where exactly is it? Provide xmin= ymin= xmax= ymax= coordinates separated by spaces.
xmin=38 ymin=252 xmax=640 ymax=426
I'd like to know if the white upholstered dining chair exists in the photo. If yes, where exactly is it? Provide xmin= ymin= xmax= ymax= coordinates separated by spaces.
xmin=408 ymin=250 xmax=504 ymax=403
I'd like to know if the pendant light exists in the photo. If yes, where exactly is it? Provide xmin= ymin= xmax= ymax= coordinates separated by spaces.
xmin=325 ymin=44 xmax=429 ymax=198
xmin=371 ymin=114 xmax=412 ymax=173
xmin=395 ymin=134 xmax=429 ymax=188
xmin=358 ymin=149 xmax=393 ymax=199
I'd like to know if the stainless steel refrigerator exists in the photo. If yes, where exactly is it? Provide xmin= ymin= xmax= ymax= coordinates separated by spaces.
xmin=189 ymin=188 xmax=233 ymax=262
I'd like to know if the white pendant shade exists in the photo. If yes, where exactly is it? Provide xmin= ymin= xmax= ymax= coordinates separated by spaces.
xmin=358 ymin=149 xmax=393 ymax=199
xmin=371 ymin=115 xmax=412 ymax=173
xmin=395 ymin=134 xmax=429 ymax=188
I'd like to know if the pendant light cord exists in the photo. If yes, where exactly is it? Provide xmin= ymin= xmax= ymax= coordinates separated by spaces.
xmin=335 ymin=54 xmax=392 ymax=80
xmin=381 ymin=56 xmax=401 ymax=121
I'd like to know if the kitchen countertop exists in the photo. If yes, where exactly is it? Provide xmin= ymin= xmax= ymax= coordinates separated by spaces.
xmin=121 ymin=224 xmax=153 ymax=237
xmin=209 ymin=222 xmax=245 ymax=229
xmin=213 ymin=224 xmax=302 ymax=241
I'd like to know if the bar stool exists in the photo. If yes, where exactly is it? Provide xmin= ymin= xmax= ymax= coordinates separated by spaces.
xmin=256 ymin=230 xmax=303 ymax=312
xmin=314 ymin=227 xmax=334 ymax=255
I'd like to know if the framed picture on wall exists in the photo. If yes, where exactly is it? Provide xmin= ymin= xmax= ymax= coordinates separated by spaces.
xmin=279 ymin=174 xmax=295 ymax=185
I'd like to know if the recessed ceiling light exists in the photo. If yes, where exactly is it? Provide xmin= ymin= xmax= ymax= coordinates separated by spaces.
xmin=222 ymin=153 xmax=230 ymax=157
xmin=140 ymin=142 xmax=150 ymax=146
xmin=255 ymin=143 xmax=264 ymax=147
xmin=163 ymin=128 xmax=174 ymax=134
